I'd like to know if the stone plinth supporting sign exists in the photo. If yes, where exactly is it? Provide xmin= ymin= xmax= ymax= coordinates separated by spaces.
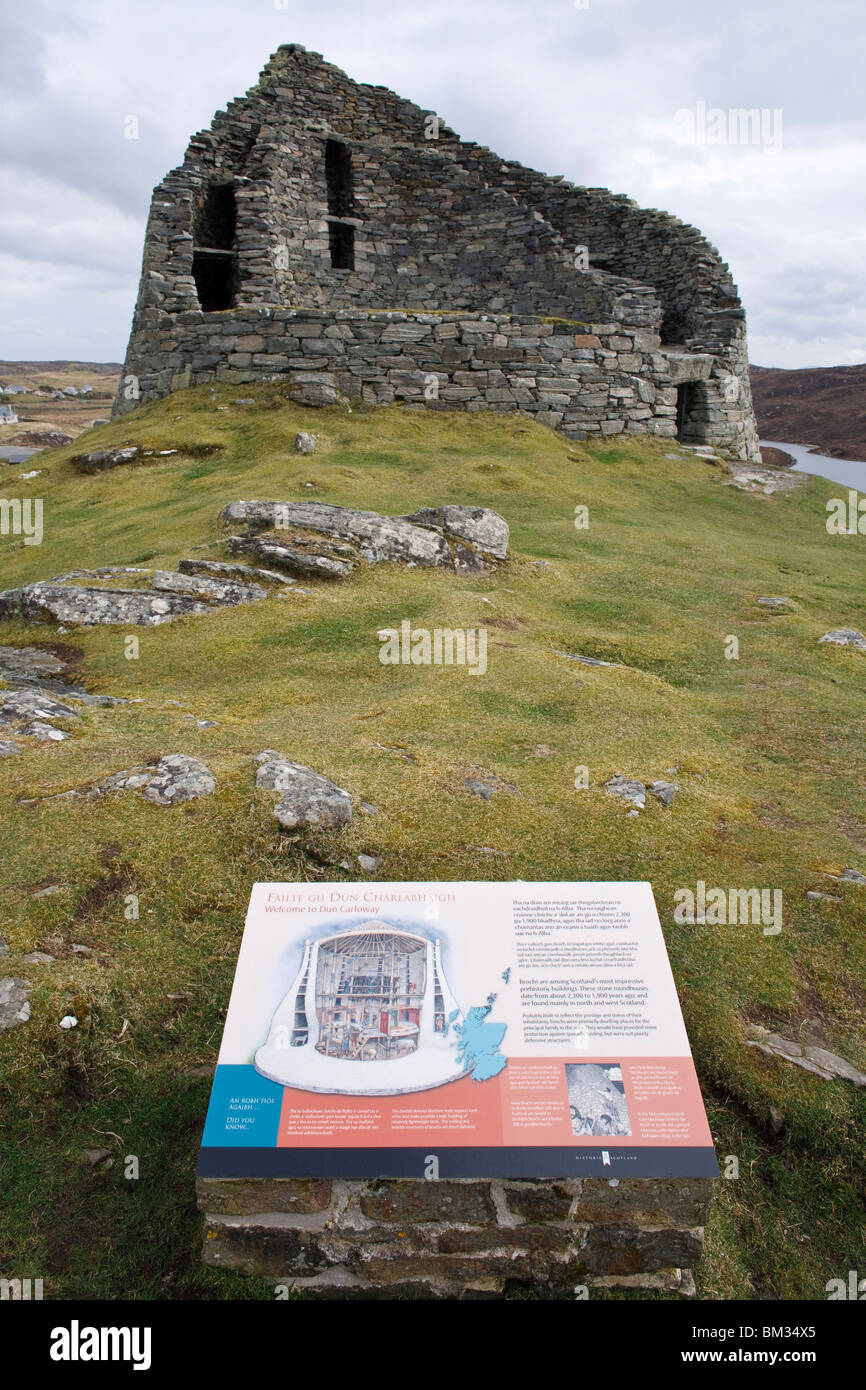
xmin=196 ymin=1173 xmax=714 ymax=1298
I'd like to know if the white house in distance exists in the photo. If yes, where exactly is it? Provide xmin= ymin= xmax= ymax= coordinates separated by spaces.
xmin=0 ymin=405 xmax=19 ymax=426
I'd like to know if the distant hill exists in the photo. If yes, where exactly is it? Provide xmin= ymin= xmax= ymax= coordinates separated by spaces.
xmin=0 ymin=360 xmax=121 ymax=390
xmin=750 ymin=364 xmax=866 ymax=462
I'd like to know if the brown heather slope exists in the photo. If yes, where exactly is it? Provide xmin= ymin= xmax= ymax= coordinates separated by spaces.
xmin=750 ymin=363 xmax=866 ymax=461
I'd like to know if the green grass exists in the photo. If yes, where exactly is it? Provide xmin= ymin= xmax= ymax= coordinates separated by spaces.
xmin=1 ymin=381 xmax=864 ymax=1300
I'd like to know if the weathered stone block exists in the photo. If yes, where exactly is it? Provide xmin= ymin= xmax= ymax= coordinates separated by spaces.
xmin=503 ymin=1181 xmax=575 ymax=1223
xmin=574 ymin=1177 xmax=714 ymax=1228
xmin=196 ymin=1176 xmax=333 ymax=1216
xmin=579 ymin=1224 xmax=704 ymax=1276
xmin=359 ymin=1179 xmax=496 ymax=1224
xmin=202 ymin=1216 xmax=331 ymax=1277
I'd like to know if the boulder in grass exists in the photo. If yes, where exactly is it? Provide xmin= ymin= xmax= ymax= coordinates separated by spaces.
xmin=647 ymin=780 xmax=680 ymax=806
xmin=71 ymin=446 xmax=140 ymax=473
xmin=256 ymin=755 xmax=352 ymax=830
xmin=0 ymin=583 xmax=211 ymax=628
xmin=0 ymin=978 xmax=31 ymax=1032
xmin=294 ymin=431 xmax=317 ymax=454
xmin=819 ymin=628 xmax=866 ymax=651
xmin=100 ymin=754 xmax=216 ymax=806
xmin=757 ymin=596 xmax=793 ymax=614
xmin=604 ymin=776 xmax=646 ymax=809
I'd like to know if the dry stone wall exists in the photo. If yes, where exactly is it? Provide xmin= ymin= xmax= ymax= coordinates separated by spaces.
xmin=116 ymin=43 xmax=760 ymax=461
xmin=118 ymin=306 xmax=700 ymax=445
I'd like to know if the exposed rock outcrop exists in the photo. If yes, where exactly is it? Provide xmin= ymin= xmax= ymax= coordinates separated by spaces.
xmin=220 ymin=500 xmax=508 ymax=576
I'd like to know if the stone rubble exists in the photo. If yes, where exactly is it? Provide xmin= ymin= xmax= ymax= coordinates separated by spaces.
xmin=604 ymin=776 xmax=647 ymax=809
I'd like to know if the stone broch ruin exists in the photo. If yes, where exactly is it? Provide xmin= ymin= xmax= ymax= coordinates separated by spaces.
xmin=115 ymin=43 xmax=760 ymax=462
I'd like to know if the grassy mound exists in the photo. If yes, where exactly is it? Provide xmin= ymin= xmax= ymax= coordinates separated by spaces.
xmin=1 ymin=383 xmax=864 ymax=1299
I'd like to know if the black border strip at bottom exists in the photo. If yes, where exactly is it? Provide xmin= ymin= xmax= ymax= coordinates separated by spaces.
xmin=197 ymin=1145 xmax=719 ymax=1180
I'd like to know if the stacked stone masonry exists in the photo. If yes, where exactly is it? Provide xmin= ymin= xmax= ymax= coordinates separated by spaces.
xmin=197 ymin=1174 xmax=714 ymax=1298
xmin=115 ymin=43 xmax=760 ymax=462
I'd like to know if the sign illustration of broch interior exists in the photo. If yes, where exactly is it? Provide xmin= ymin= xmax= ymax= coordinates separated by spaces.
xmin=254 ymin=922 xmax=469 ymax=1096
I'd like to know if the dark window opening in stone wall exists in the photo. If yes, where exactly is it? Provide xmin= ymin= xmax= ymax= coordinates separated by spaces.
xmin=325 ymin=139 xmax=354 ymax=218
xmin=328 ymin=221 xmax=355 ymax=270
xmin=194 ymin=183 xmax=237 ymax=250
xmin=192 ymin=251 xmax=235 ymax=312
xmin=676 ymin=380 xmax=709 ymax=444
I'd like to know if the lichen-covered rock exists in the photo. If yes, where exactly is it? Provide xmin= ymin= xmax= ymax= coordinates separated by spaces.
xmin=256 ymin=755 xmax=352 ymax=829
xmin=221 ymin=500 xmax=451 ymax=568
xmin=0 ymin=688 xmax=79 ymax=725
xmin=819 ymin=628 xmax=866 ymax=650
xmin=23 ymin=721 xmax=69 ymax=742
xmin=0 ymin=583 xmax=210 ymax=627
xmin=101 ymin=754 xmax=216 ymax=805
xmin=0 ymin=978 xmax=31 ymax=1032
xmin=0 ymin=739 xmax=22 ymax=757
xmin=152 ymin=569 xmax=267 ymax=605
xmin=295 ymin=431 xmax=317 ymax=454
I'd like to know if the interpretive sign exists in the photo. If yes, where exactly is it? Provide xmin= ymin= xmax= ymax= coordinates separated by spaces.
xmin=197 ymin=881 xmax=718 ymax=1179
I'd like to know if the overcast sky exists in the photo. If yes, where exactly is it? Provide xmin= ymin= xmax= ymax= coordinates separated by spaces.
xmin=1 ymin=0 xmax=863 ymax=369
